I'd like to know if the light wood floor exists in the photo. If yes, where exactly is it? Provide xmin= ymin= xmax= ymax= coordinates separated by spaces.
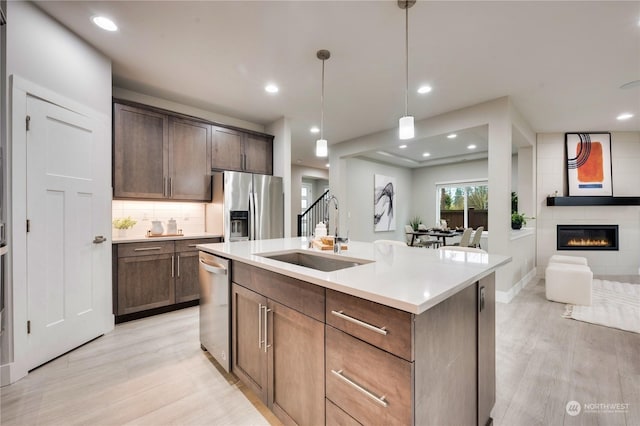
xmin=1 ymin=276 xmax=638 ymax=426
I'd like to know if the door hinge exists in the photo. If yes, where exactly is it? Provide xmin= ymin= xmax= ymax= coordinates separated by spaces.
xmin=26 ymin=115 xmax=31 ymax=131
xmin=27 ymin=320 xmax=31 ymax=334
xmin=26 ymin=219 xmax=30 ymax=232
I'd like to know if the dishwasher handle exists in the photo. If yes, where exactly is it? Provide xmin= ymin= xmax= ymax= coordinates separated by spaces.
xmin=199 ymin=258 xmax=228 ymax=275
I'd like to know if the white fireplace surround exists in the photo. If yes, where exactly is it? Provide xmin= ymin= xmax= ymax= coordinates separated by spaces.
xmin=536 ymin=132 xmax=640 ymax=276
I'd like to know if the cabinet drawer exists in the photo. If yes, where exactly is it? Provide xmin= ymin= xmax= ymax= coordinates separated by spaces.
xmin=326 ymin=326 xmax=413 ymax=426
xmin=175 ymin=237 xmax=222 ymax=253
xmin=326 ymin=398 xmax=362 ymax=426
xmin=326 ymin=289 xmax=413 ymax=361
xmin=233 ymin=262 xmax=325 ymax=322
xmin=117 ymin=241 xmax=174 ymax=258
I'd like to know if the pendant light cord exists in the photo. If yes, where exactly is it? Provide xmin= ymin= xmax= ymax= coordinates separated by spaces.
xmin=404 ymin=4 xmax=409 ymax=117
xmin=321 ymin=58 xmax=325 ymax=140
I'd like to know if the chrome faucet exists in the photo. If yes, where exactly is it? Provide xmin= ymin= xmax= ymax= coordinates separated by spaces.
xmin=324 ymin=194 xmax=348 ymax=253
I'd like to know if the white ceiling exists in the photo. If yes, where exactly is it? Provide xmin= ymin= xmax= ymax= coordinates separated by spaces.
xmin=35 ymin=1 xmax=640 ymax=170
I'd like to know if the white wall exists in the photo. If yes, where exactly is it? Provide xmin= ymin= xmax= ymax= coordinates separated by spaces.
xmin=344 ymin=158 xmax=413 ymax=243
xmin=4 ymin=1 xmax=113 ymax=385
xmin=537 ymin=132 xmax=640 ymax=275
xmin=113 ymin=87 xmax=264 ymax=133
xmin=266 ymin=117 xmax=291 ymax=237
xmin=290 ymin=165 xmax=328 ymax=236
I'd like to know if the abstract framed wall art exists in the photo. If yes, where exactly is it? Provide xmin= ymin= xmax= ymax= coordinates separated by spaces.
xmin=565 ymin=132 xmax=612 ymax=196
xmin=373 ymin=174 xmax=396 ymax=232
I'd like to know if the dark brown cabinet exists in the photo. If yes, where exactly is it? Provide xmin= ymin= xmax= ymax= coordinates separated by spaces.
xmin=116 ymin=241 xmax=175 ymax=316
xmin=212 ymin=126 xmax=273 ymax=175
xmin=114 ymin=237 xmax=222 ymax=320
xmin=232 ymin=263 xmax=325 ymax=426
xmin=168 ymin=117 xmax=212 ymax=200
xmin=113 ymin=103 xmax=168 ymax=199
xmin=113 ymin=102 xmax=212 ymax=201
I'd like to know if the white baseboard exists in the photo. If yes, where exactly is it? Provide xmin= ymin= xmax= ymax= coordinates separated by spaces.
xmin=496 ymin=268 xmax=538 ymax=304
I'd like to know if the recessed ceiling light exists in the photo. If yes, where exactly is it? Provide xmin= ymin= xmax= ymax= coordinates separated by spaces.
xmin=417 ymin=85 xmax=432 ymax=94
xmin=326 ymin=163 xmax=330 ymax=168
xmin=265 ymin=84 xmax=279 ymax=93
xmin=617 ymin=112 xmax=634 ymax=120
xmin=467 ymin=144 xmax=477 ymax=150
xmin=310 ymin=126 xmax=319 ymax=133
xmin=91 ymin=16 xmax=118 ymax=31
xmin=399 ymin=144 xmax=407 ymax=149
xmin=447 ymin=133 xmax=457 ymax=139
xmin=422 ymin=152 xmax=431 ymax=157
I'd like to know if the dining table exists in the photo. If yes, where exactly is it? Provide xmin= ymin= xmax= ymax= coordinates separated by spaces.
xmin=428 ymin=229 xmax=462 ymax=246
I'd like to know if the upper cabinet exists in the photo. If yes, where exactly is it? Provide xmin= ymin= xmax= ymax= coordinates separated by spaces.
xmin=113 ymin=100 xmax=274 ymax=201
xmin=113 ymin=103 xmax=168 ymax=199
xmin=212 ymin=126 xmax=273 ymax=175
xmin=168 ymin=117 xmax=211 ymax=201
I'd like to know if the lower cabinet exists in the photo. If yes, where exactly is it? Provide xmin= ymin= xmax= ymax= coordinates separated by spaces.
xmin=231 ymin=265 xmax=325 ymax=426
xmin=231 ymin=260 xmax=495 ymax=426
xmin=114 ymin=237 xmax=221 ymax=319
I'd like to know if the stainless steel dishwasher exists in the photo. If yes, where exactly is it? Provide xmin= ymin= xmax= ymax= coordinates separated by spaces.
xmin=198 ymin=251 xmax=230 ymax=372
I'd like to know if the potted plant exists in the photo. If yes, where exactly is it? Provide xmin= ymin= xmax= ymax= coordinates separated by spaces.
xmin=409 ymin=216 xmax=422 ymax=232
xmin=112 ymin=216 xmax=137 ymax=237
xmin=511 ymin=212 xmax=533 ymax=230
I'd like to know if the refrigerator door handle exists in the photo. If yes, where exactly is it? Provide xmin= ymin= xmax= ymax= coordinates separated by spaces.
xmin=248 ymin=191 xmax=255 ymax=240
xmin=252 ymin=191 xmax=259 ymax=239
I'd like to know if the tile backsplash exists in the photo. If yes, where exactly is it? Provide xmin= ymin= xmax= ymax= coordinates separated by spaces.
xmin=112 ymin=200 xmax=206 ymax=237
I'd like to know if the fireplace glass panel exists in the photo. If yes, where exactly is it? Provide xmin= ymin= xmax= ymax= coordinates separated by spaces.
xmin=556 ymin=225 xmax=618 ymax=251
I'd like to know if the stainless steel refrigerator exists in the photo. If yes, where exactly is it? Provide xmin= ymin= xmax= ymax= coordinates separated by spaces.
xmin=220 ymin=171 xmax=284 ymax=242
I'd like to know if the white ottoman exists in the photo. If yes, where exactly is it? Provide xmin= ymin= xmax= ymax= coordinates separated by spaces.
xmin=549 ymin=254 xmax=588 ymax=266
xmin=545 ymin=263 xmax=592 ymax=306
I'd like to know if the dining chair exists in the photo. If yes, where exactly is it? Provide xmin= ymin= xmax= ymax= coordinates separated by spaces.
xmin=452 ymin=227 xmax=473 ymax=247
xmin=416 ymin=223 xmax=440 ymax=248
xmin=470 ymin=226 xmax=484 ymax=248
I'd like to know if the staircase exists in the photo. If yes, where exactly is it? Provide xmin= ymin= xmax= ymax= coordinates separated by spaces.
xmin=297 ymin=190 xmax=330 ymax=237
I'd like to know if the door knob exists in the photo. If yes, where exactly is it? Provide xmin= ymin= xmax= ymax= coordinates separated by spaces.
xmin=93 ymin=236 xmax=107 ymax=244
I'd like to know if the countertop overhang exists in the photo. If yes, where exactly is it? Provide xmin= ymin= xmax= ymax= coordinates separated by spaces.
xmin=197 ymin=237 xmax=511 ymax=314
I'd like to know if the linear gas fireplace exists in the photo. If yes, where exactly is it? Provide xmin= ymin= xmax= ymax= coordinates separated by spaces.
xmin=557 ymin=225 xmax=619 ymax=251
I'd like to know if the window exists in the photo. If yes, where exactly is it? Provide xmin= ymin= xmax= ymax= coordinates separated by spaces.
xmin=436 ymin=180 xmax=488 ymax=230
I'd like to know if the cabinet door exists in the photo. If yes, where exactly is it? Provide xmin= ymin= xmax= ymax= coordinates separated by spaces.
xmin=268 ymin=300 xmax=325 ymax=426
xmin=244 ymin=134 xmax=273 ymax=175
xmin=232 ymin=283 xmax=268 ymax=403
xmin=212 ymin=127 xmax=243 ymax=171
xmin=113 ymin=103 xmax=168 ymax=199
xmin=117 ymin=253 xmax=175 ymax=315
xmin=175 ymin=251 xmax=199 ymax=303
xmin=168 ymin=117 xmax=212 ymax=201
xmin=478 ymin=274 xmax=496 ymax=426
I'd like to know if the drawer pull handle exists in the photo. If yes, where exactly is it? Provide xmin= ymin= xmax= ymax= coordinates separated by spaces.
xmin=331 ymin=310 xmax=388 ymax=335
xmin=133 ymin=247 xmax=163 ymax=251
xmin=331 ymin=369 xmax=388 ymax=408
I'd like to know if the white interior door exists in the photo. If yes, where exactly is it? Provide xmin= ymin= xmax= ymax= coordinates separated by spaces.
xmin=26 ymin=95 xmax=110 ymax=369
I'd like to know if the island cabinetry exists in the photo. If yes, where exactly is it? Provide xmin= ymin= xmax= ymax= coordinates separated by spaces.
xmin=478 ymin=274 xmax=496 ymax=425
xmin=116 ymin=241 xmax=175 ymax=315
xmin=113 ymin=101 xmax=212 ymax=201
xmin=211 ymin=126 xmax=273 ymax=175
xmin=231 ymin=262 xmax=325 ymax=425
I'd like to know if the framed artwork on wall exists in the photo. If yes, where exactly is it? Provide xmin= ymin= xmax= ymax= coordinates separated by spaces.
xmin=565 ymin=132 xmax=612 ymax=196
xmin=373 ymin=174 xmax=396 ymax=232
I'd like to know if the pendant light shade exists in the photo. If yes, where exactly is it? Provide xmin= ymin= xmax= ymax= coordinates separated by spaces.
xmin=316 ymin=49 xmax=331 ymax=158
xmin=315 ymin=139 xmax=328 ymax=157
xmin=399 ymin=115 xmax=414 ymax=140
xmin=398 ymin=0 xmax=416 ymax=140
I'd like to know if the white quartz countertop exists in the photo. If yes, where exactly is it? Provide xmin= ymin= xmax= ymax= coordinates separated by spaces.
xmin=197 ymin=237 xmax=511 ymax=314
xmin=113 ymin=233 xmax=223 ymax=244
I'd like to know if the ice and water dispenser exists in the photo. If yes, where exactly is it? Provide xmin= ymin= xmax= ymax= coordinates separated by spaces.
xmin=229 ymin=210 xmax=249 ymax=241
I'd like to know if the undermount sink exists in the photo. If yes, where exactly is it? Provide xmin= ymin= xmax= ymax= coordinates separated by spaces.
xmin=258 ymin=250 xmax=372 ymax=272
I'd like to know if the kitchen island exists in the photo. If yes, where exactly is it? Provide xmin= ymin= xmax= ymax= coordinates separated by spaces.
xmin=198 ymin=237 xmax=511 ymax=426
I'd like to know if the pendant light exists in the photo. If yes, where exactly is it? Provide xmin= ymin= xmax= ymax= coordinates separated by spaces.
xmin=316 ymin=49 xmax=330 ymax=157
xmin=398 ymin=0 xmax=416 ymax=140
